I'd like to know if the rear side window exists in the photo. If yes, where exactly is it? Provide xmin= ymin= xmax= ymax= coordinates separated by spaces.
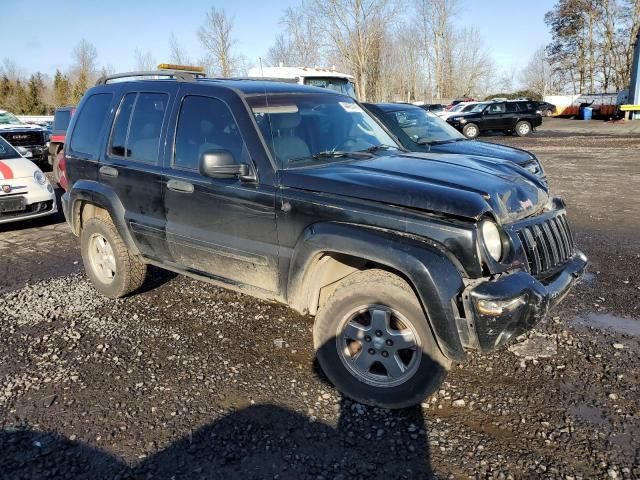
xmin=53 ymin=110 xmax=71 ymax=131
xmin=69 ymin=93 xmax=113 ymax=158
xmin=486 ymin=103 xmax=506 ymax=114
xmin=505 ymin=103 xmax=519 ymax=113
xmin=517 ymin=101 xmax=537 ymax=112
xmin=110 ymin=92 xmax=168 ymax=164
xmin=174 ymin=95 xmax=245 ymax=171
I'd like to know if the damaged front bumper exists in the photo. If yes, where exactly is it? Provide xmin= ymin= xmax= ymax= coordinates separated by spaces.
xmin=461 ymin=250 xmax=588 ymax=352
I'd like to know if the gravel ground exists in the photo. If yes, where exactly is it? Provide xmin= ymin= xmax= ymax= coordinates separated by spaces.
xmin=0 ymin=119 xmax=639 ymax=479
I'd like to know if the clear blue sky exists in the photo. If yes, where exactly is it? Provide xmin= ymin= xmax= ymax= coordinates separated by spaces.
xmin=3 ymin=0 xmax=555 ymax=77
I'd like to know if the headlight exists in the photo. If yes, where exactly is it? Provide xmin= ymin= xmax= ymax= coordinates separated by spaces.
xmin=481 ymin=220 xmax=503 ymax=261
xmin=34 ymin=170 xmax=47 ymax=185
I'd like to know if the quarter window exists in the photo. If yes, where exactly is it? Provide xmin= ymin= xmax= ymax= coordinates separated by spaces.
xmin=174 ymin=95 xmax=245 ymax=171
xmin=69 ymin=93 xmax=113 ymax=158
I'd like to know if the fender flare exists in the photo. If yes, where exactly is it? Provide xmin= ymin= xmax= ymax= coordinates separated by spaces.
xmin=287 ymin=222 xmax=466 ymax=361
xmin=67 ymin=180 xmax=141 ymax=255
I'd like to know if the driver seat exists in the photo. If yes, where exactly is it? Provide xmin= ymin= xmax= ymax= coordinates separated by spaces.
xmin=270 ymin=113 xmax=310 ymax=167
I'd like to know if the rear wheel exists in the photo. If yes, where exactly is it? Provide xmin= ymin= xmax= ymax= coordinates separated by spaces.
xmin=515 ymin=120 xmax=532 ymax=136
xmin=462 ymin=123 xmax=479 ymax=139
xmin=313 ymin=269 xmax=450 ymax=409
xmin=81 ymin=216 xmax=147 ymax=298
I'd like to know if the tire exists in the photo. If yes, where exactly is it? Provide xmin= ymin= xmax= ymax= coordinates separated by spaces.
xmin=80 ymin=216 xmax=147 ymax=299
xmin=515 ymin=120 xmax=532 ymax=137
xmin=462 ymin=123 xmax=479 ymax=139
xmin=313 ymin=269 xmax=451 ymax=409
xmin=544 ymin=109 xmax=552 ymax=117
xmin=52 ymin=150 xmax=63 ymax=185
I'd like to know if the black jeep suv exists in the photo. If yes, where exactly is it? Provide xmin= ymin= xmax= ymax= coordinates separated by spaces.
xmin=447 ymin=100 xmax=543 ymax=138
xmin=61 ymin=71 xmax=586 ymax=408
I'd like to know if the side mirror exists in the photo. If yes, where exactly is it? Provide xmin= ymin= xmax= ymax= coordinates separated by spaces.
xmin=199 ymin=150 xmax=251 ymax=179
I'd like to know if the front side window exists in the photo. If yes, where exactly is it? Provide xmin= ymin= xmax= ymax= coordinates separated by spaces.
xmin=248 ymin=93 xmax=399 ymax=169
xmin=386 ymin=109 xmax=464 ymax=144
xmin=486 ymin=103 xmax=506 ymax=114
xmin=174 ymin=95 xmax=245 ymax=171
xmin=109 ymin=92 xmax=168 ymax=163
xmin=69 ymin=93 xmax=113 ymax=158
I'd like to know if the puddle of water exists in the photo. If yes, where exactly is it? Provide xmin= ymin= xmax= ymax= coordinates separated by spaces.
xmin=573 ymin=313 xmax=640 ymax=337
xmin=568 ymin=403 xmax=610 ymax=428
xmin=508 ymin=335 xmax=557 ymax=359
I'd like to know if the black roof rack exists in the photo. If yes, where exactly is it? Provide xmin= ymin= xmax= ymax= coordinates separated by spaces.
xmin=95 ymin=69 xmax=206 ymax=86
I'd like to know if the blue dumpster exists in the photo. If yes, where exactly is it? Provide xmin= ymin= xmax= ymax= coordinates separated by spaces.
xmin=583 ymin=107 xmax=593 ymax=120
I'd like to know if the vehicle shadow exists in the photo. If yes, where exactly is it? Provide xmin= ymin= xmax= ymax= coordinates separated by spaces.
xmin=0 ymin=343 xmax=440 ymax=479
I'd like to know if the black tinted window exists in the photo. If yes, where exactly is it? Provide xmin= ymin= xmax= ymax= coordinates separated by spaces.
xmin=69 ymin=93 xmax=113 ymax=158
xmin=174 ymin=95 xmax=245 ymax=171
xmin=517 ymin=101 xmax=537 ymax=112
xmin=110 ymin=93 xmax=136 ymax=157
xmin=53 ymin=110 xmax=71 ymax=131
xmin=127 ymin=93 xmax=168 ymax=163
xmin=505 ymin=102 xmax=519 ymax=113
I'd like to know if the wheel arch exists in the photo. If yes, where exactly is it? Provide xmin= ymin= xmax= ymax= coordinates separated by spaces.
xmin=287 ymin=222 xmax=467 ymax=361
xmin=68 ymin=180 xmax=141 ymax=256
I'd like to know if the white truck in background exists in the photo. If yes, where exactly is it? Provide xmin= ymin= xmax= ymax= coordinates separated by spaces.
xmin=247 ymin=66 xmax=357 ymax=98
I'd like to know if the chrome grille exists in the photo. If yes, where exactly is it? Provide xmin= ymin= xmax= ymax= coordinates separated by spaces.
xmin=0 ymin=130 xmax=45 ymax=147
xmin=516 ymin=213 xmax=575 ymax=277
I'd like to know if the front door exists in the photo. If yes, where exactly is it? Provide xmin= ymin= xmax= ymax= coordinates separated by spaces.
xmin=163 ymin=88 xmax=280 ymax=294
xmin=483 ymin=102 xmax=508 ymax=130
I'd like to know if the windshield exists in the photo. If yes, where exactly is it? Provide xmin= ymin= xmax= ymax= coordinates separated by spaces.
xmin=0 ymin=136 xmax=20 ymax=160
xmin=450 ymin=104 xmax=467 ymax=112
xmin=248 ymin=93 xmax=399 ymax=169
xmin=0 ymin=111 xmax=23 ymax=125
xmin=469 ymin=103 xmax=488 ymax=113
xmin=303 ymin=77 xmax=357 ymax=99
xmin=386 ymin=108 xmax=465 ymax=144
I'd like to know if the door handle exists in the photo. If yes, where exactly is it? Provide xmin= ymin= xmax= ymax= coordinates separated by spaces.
xmin=167 ymin=179 xmax=194 ymax=194
xmin=99 ymin=165 xmax=118 ymax=178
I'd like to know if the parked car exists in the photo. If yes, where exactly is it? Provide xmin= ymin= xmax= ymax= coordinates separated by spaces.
xmin=363 ymin=102 xmax=546 ymax=181
xmin=0 ymin=135 xmax=57 ymax=224
xmin=448 ymin=97 xmax=476 ymax=109
xmin=436 ymin=102 xmax=478 ymax=120
xmin=0 ymin=109 xmax=50 ymax=166
xmin=538 ymin=101 xmax=557 ymax=117
xmin=418 ymin=103 xmax=445 ymax=113
xmin=447 ymin=100 xmax=543 ymax=138
xmin=49 ymin=106 xmax=76 ymax=184
xmin=61 ymin=70 xmax=586 ymax=409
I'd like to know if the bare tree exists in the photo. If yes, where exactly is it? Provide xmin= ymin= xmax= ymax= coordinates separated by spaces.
xmin=72 ymin=39 xmax=98 ymax=80
xmin=0 ymin=58 xmax=25 ymax=82
xmin=267 ymin=6 xmax=322 ymax=67
xmin=198 ymin=7 xmax=239 ymax=77
xmin=133 ymin=48 xmax=157 ymax=71
xmin=168 ymin=32 xmax=192 ymax=65
xmin=520 ymin=46 xmax=553 ymax=97
xmin=451 ymin=27 xmax=496 ymax=98
xmin=308 ymin=0 xmax=399 ymax=101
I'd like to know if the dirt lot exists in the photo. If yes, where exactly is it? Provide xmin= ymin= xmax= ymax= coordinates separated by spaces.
xmin=1 ymin=118 xmax=639 ymax=479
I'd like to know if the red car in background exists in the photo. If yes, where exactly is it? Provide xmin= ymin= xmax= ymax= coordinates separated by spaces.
xmin=48 ymin=106 xmax=75 ymax=185
xmin=446 ymin=97 xmax=476 ymax=110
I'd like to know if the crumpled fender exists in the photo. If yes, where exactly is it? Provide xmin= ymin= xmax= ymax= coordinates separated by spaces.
xmin=287 ymin=221 xmax=467 ymax=361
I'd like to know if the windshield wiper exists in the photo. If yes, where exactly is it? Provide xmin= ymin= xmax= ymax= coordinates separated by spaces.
xmin=362 ymin=144 xmax=400 ymax=153
xmin=417 ymin=138 xmax=465 ymax=145
xmin=289 ymin=150 xmax=373 ymax=163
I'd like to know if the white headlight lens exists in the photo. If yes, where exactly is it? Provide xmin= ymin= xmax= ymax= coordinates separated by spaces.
xmin=481 ymin=220 xmax=503 ymax=261
xmin=34 ymin=170 xmax=47 ymax=185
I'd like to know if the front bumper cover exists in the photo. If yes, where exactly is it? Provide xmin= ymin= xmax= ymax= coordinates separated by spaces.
xmin=463 ymin=250 xmax=588 ymax=352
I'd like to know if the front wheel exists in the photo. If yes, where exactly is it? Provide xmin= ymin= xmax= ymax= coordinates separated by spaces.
xmin=313 ymin=269 xmax=450 ymax=409
xmin=462 ymin=123 xmax=479 ymax=139
xmin=515 ymin=120 xmax=532 ymax=136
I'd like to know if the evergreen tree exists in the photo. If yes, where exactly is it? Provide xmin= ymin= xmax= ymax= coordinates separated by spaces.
xmin=72 ymin=70 xmax=89 ymax=103
xmin=53 ymin=69 xmax=71 ymax=106
xmin=25 ymin=73 xmax=46 ymax=114
xmin=0 ymin=75 xmax=12 ymax=108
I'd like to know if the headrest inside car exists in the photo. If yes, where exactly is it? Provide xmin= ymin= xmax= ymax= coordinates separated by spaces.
xmin=271 ymin=113 xmax=302 ymax=130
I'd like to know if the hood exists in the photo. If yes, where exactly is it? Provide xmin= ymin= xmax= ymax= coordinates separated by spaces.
xmin=0 ymin=156 xmax=40 ymax=180
xmin=429 ymin=140 xmax=534 ymax=165
xmin=0 ymin=123 xmax=46 ymax=132
xmin=280 ymin=152 xmax=549 ymax=224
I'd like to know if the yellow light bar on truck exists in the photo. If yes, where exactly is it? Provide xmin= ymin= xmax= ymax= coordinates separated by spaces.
xmin=619 ymin=104 xmax=640 ymax=111
xmin=157 ymin=64 xmax=205 ymax=73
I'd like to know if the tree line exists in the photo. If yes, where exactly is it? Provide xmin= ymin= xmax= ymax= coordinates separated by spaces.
xmin=2 ymin=0 xmax=639 ymax=114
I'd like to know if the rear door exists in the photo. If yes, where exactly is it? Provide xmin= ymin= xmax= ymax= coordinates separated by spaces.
xmin=162 ymin=85 xmax=280 ymax=293
xmin=99 ymin=85 xmax=177 ymax=261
